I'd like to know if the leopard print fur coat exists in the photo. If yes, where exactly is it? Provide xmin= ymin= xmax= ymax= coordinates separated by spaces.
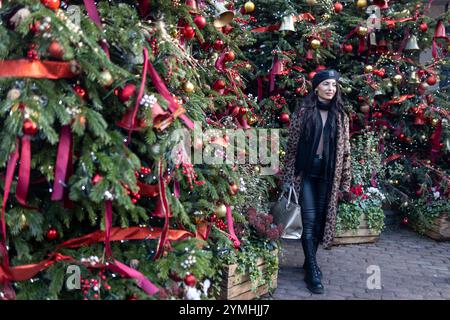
xmin=281 ymin=106 xmax=352 ymax=249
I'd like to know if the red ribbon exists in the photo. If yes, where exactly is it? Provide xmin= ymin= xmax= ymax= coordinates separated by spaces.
xmin=0 ymin=60 xmax=77 ymax=79
xmin=146 ymin=61 xmax=194 ymax=130
xmin=154 ymin=160 xmax=170 ymax=260
xmin=15 ymin=136 xmax=30 ymax=206
xmin=83 ymin=0 xmax=110 ymax=58
xmin=51 ymin=125 xmax=72 ymax=201
xmin=225 ymin=204 xmax=240 ymax=247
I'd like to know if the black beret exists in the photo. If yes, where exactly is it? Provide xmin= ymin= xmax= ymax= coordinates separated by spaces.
xmin=312 ymin=69 xmax=340 ymax=90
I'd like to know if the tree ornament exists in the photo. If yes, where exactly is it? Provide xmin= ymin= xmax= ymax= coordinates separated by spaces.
xmin=343 ymin=43 xmax=353 ymax=53
xmin=392 ymin=74 xmax=403 ymax=84
xmin=356 ymin=0 xmax=367 ymax=8
xmin=213 ymin=39 xmax=224 ymax=51
xmin=224 ymin=51 xmax=235 ymax=62
xmin=99 ymin=70 xmax=113 ymax=86
xmin=41 ymin=0 xmax=60 ymax=10
xmin=73 ymin=85 xmax=86 ymax=98
xmin=419 ymin=23 xmax=428 ymax=32
xmin=239 ymin=107 xmax=248 ymax=116
xmin=214 ymin=203 xmax=227 ymax=218
xmin=229 ymin=182 xmax=239 ymax=195
xmin=308 ymin=71 xmax=317 ymax=79
xmin=402 ymin=216 xmax=409 ymax=225
xmin=364 ymin=65 xmax=373 ymax=73
xmin=46 ymin=227 xmax=59 ymax=240
xmin=119 ymin=84 xmax=137 ymax=103
xmin=360 ymin=104 xmax=370 ymax=113
xmin=426 ymin=75 xmax=437 ymax=86
xmin=213 ymin=79 xmax=226 ymax=91
xmin=334 ymin=2 xmax=343 ymax=13
xmin=193 ymin=15 xmax=207 ymax=29
xmin=183 ymin=25 xmax=195 ymax=39
xmin=310 ymin=39 xmax=321 ymax=50
xmin=7 ymin=89 xmax=21 ymax=100
xmin=279 ymin=112 xmax=290 ymax=123
xmin=23 ymin=119 xmax=38 ymax=135
xmin=92 ymin=174 xmax=103 ymax=185
xmin=357 ymin=26 xmax=368 ymax=36
xmin=48 ymin=41 xmax=64 ymax=59
xmin=183 ymin=81 xmax=195 ymax=93
xmin=244 ymin=1 xmax=255 ymax=13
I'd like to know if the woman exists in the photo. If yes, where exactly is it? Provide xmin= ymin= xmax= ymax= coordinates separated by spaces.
xmin=282 ymin=69 xmax=352 ymax=294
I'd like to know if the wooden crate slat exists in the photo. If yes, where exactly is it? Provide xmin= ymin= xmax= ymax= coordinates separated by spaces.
xmin=333 ymin=235 xmax=379 ymax=245
xmin=222 ymin=264 xmax=269 ymax=287
xmin=220 ymin=273 xmax=277 ymax=300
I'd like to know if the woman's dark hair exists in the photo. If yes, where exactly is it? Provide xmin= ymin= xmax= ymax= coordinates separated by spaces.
xmin=297 ymin=84 xmax=345 ymax=142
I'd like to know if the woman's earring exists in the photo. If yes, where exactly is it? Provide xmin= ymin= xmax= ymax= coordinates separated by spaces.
xmin=314 ymin=89 xmax=318 ymax=95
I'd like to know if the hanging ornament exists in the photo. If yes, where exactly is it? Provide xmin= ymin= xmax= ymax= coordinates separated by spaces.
xmin=7 ymin=88 xmax=21 ymax=100
xmin=119 ymin=84 xmax=136 ymax=103
xmin=364 ymin=65 xmax=373 ymax=73
xmin=405 ymin=35 xmax=420 ymax=51
xmin=184 ymin=274 xmax=197 ymax=287
xmin=334 ymin=2 xmax=343 ymax=13
xmin=222 ymin=24 xmax=234 ymax=34
xmin=23 ymin=119 xmax=38 ymax=135
xmin=224 ymin=50 xmax=235 ymax=62
xmin=48 ymin=41 xmax=65 ymax=59
xmin=213 ymin=79 xmax=226 ymax=91
xmin=246 ymin=114 xmax=257 ymax=125
xmin=73 ymin=85 xmax=87 ymax=99
xmin=183 ymin=81 xmax=195 ymax=93
xmin=193 ymin=15 xmax=207 ymax=29
xmin=373 ymin=0 xmax=389 ymax=9
xmin=279 ymin=112 xmax=290 ymax=123
xmin=310 ymin=39 xmax=321 ymax=50
xmin=356 ymin=0 xmax=368 ymax=9
xmin=434 ymin=20 xmax=446 ymax=39
xmin=392 ymin=74 xmax=403 ymax=84
xmin=92 ymin=174 xmax=103 ymax=185
xmin=402 ymin=216 xmax=409 ymax=225
xmin=343 ymin=43 xmax=353 ymax=53
xmin=183 ymin=25 xmax=195 ymax=39
xmin=426 ymin=75 xmax=437 ymax=85
xmin=99 ymin=70 xmax=113 ymax=86
xmin=41 ymin=0 xmax=60 ymax=10
xmin=214 ymin=203 xmax=227 ymax=218
xmin=308 ymin=71 xmax=317 ymax=79
xmin=212 ymin=1 xmax=234 ymax=28
xmin=279 ymin=15 xmax=295 ymax=33
xmin=213 ymin=39 xmax=224 ymax=51
xmin=357 ymin=26 xmax=368 ymax=36
xmin=46 ymin=227 xmax=59 ymax=240
xmin=244 ymin=1 xmax=255 ymax=13
xmin=229 ymin=182 xmax=239 ymax=195
xmin=419 ymin=23 xmax=428 ymax=32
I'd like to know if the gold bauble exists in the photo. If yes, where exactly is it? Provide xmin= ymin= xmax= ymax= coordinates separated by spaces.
xmin=432 ymin=118 xmax=439 ymax=126
xmin=322 ymin=13 xmax=330 ymax=21
xmin=306 ymin=0 xmax=317 ymax=5
xmin=357 ymin=26 xmax=368 ymax=36
xmin=7 ymin=88 xmax=21 ymax=100
xmin=311 ymin=39 xmax=321 ymax=50
xmin=246 ymin=115 xmax=257 ymax=125
xmin=214 ymin=204 xmax=227 ymax=218
xmin=99 ymin=70 xmax=114 ymax=86
xmin=345 ymin=87 xmax=352 ymax=93
xmin=364 ymin=65 xmax=373 ymax=73
xmin=356 ymin=0 xmax=368 ymax=8
xmin=183 ymin=81 xmax=195 ymax=93
xmin=393 ymin=74 xmax=403 ymax=84
xmin=244 ymin=1 xmax=255 ymax=13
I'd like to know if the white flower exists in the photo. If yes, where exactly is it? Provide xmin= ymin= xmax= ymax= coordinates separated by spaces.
xmin=185 ymin=286 xmax=201 ymax=300
xmin=201 ymin=279 xmax=211 ymax=296
xmin=433 ymin=191 xmax=440 ymax=199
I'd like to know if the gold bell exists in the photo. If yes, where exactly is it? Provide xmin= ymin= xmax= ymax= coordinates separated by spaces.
xmin=405 ymin=35 xmax=420 ymax=51
xmin=279 ymin=14 xmax=295 ymax=32
xmin=408 ymin=70 xmax=420 ymax=84
xmin=212 ymin=1 xmax=234 ymax=28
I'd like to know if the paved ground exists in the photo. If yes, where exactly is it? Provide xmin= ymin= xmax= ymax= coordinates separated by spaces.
xmin=268 ymin=226 xmax=450 ymax=300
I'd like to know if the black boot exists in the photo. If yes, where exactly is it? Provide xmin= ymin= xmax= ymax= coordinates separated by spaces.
xmin=302 ymin=237 xmax=324 ymax=294
xmin=302 ymin=239 xmax=322 ymax=278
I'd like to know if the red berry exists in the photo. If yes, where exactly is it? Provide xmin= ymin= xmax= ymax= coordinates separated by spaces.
xmin=426 ymin=75 xmax=437 ymax=85
xmin=419 ymin=23 xmax=428 ymax=32
xmin=343 ymin=43 xmax=353 ymax=53
xmin=213 ymin=79 xmax=226 ymax=91
xmin=46 ymin=228 xmax=58 ymax=240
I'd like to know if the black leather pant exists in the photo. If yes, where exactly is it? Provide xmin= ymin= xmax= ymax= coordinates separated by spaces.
xmin=301 ymin=156 xmax=328 ymax=262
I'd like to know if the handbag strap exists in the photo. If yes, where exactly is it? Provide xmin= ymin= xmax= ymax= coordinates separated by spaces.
xmin=286 ymin=184 xmax=300 ymax=205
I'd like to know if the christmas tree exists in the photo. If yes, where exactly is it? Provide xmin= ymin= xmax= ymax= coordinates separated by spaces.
xmin=0 ymin=0 xmax=279 ymax=300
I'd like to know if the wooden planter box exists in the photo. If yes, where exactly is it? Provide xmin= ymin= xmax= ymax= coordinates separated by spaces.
xmin=218 ymin=251 xmax=278 ymax=300
xmin=424 ymin=213 xmax=450 ymax=241
xmin=333 ymin=214 xmax=381 ymax=245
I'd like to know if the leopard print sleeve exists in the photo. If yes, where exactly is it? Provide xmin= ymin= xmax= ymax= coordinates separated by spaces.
xmin=340 ymin=113 xmax=352 ymax=192
xmin=281 ymin=108 xmax=303 ymax=186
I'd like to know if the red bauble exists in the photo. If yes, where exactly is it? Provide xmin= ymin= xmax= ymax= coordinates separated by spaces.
xmin=92 ymin=174 xmax=103 ymax=185
xmin=419 ymin=23 xmax=428 ymax=32
xmin=48 ymin=41 xmax=64 ymax=59
xmin=74 ymin=85 xmax=86 ymax=98
xmin=279 ymin=112 xmax=290 ymax=123
xmin=213 ymin=79 xmax=226 ymax=91
xmin=402 ymin=217 xmax=409 ymax=225
xmin=46 ymin=228 xmax=58 ymax=240
xmin=23 ymin=119 xmax=38 ymax=135
xmin=316 ymin=65 xmax=326 ymax=71
xmin=334 ymin=2 xmax=343 ymax=13
xmin=119 ymin=84 xmax=137 ymax=103
xmin=213 ymin=39 xmax=224 ymax=51
xmin=229 ymin=182 xmax=239 ymax=195
xmin=224 ymin=51 xmax=235 ymax=62
xmin=239 ymin=107 xmax=248 ymax=116
xmin=184 ymin=274 xmax=197 ymax=286
xmin=41 ymin=0 xmax=60 ymax=10
xmin=426 ymin=75 xmax=437 ymax=85
xmin=193 ymin=15 xmax=207 ymax=29
xmin=222 ymin=25 xmax=234 ymax=35
xmin=343 ymin=44 xmax=353 ymax=53
xmin=295 ymin=87 xmax=302 ymax=94
xmin=308 ymin=71 xmax=316 ymax=79
xmin=183 ymin=25 xmax=195 ymax=39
